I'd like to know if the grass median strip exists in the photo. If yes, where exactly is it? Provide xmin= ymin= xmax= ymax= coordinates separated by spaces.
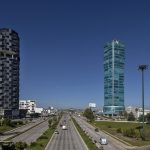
xmin=27 ymin=115 xmax=62 ymax=150
xmin=27 ymin=128 xmax=55 ymax=150
xmin=72 ymin=118 xmax=101 ymax=150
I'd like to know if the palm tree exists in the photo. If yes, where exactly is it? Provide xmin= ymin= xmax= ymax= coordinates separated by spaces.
xmin=135 ymin=108 xmax=139 ymax=120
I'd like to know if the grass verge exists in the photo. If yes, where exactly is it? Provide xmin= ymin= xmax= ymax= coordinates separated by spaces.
xmin=94 ymin=121 xmax=150 ymax=146
xmin=0 ymin=126 xmax=15 ymax=133
xmin=72 ymin=118 xmax=101 ymax=150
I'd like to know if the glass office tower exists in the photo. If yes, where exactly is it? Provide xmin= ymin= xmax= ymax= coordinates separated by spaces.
xmin=103 ymin=40 xmax=125 ymax=115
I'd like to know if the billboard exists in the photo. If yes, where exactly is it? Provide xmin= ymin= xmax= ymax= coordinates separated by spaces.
xmin=89 ymin=103 xmax=96 ymax=108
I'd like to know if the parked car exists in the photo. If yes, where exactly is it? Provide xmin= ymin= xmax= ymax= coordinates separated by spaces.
xmin=100 ymin=137 xmax=108 ymax=145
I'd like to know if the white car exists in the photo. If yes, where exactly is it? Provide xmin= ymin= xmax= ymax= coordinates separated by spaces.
xmin=62 ymin=125 xmax=67 ymax=130
xmin=100 ymin=137 xmax=108 ymax=145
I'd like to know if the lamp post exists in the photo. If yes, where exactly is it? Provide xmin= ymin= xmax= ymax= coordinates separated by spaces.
xmin=138 ymin=64 xmax=148 ymax=140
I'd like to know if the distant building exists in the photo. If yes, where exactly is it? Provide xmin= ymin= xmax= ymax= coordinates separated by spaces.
xmin=19 ymin=100 xmax=44 ymax=115
xmin=126 ymin=106 xmax=133 ymax=113
xmin=126 ymin=106 xmax=137 ymax=118
xmin=0 ymin=28 xmax=20 ymax=118
xmin=103 ymin=40 xmax=125 ymax=115
xmin=19 ymin=100 xmax=36 ymax=114
xmin=42 ymin=106 xmax=57 ymax=116
xmin=137 ymin=108 xmax=150 ymax=118
xmin=125 ymin=106 xmax=150 ymax=119
xmin=35 ymin=107 xmax=43 ymax=114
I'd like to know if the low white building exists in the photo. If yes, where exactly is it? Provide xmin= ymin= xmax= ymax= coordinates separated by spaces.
xmin=126 ymin=106 xmax=133 ymax=113
xmin=137 ymin=108 xmax=150 ymax=118
xmin=126 ymin=106 xmax=139 ymax=118
xmin=19 ymin=100 xmax=37 ymax=114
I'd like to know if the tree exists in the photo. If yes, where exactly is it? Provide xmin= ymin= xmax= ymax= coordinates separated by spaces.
xmin=48 ymin=119 xmax=52 ymax=128
xmin=49 ymin=117 xmax=58 ymax=129
xmin=127 ymin=112 xmax=135 ymax=121
xmin=135 ymin=108 xmax=138 ymax=113
xmin=15 ymin=142 xmax=27 ymax=150
xmin=135 ymin=108 xmax=139 ymax=119
xmin=83 ymin=108 xmax=94 ymax=122
xmin=138 ymin=115 xmax=146 ymax=122
xmin=123 ymin=111 xmax=128 ymax=119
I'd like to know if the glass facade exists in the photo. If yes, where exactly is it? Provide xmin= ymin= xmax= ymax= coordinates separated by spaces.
xmin=103 ymin=40 xmax=125 ymax=114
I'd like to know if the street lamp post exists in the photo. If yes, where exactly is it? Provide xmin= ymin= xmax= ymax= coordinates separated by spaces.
xmin=138 ymin=64 xmax=148 ymax=140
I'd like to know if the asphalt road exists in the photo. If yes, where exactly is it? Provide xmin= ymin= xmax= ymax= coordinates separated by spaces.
xmin=74 ymin=115 xmax=127 ymax=150
xmin=45 ymin=114 xmax=88 ymax=150
xmin=11 ymin=119 xmax=48 ymax=144
xmin=0 ymin=118 xmax=45 ymax=141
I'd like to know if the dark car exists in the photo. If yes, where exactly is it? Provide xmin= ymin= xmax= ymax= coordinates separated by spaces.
xmin=54 ymin=130 xmax=59 ymax=134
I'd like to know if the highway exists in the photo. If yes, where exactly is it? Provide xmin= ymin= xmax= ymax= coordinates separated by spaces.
xmin=11 ymin=119 xmax=49 ymax=144
xmin=74 ymin=115 xmax=127 ymax=150
xmin=45 ymin=114 xmax=88 ymax=150
xmin=0 ymin=118 xmax=46 ymax=141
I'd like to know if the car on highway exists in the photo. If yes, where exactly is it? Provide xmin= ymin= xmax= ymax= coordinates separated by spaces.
xmin=62 ymin=125 xmax=67 ymax=130
xmin=100 ymin=137 xmax=108 ymax=145
xmin=54 ymin=130 xmax=59 ymax=134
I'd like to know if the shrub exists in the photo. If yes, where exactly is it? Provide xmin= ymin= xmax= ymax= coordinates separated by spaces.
xmin=123 ymin=128 xmax=137 ymax=137
xmin=39 ymin=143 xmax=44 ymax=147
xmin=25 ymin=120 xmax=28 ymax=124
xmin=107 ymin=125 xmax=111 ymax=128
xmin=15 ymin=141 xmax=27 ymax=150
xmin=38 ymin=135 xmax=48 ymax=139
xmin=16 ymin=121 xmax=24 ymax=125
xmin=2 ymin=142 xmax=15 ymax=150
xmin=3 ymin=119 xmax=18 ymax=127
xmin=3 ymin=118 xmax=11 ymax=126
xmin=30 ymin=142 xmax=37 ymax=147
xmin=29 ymin=118 xmax=33 ymax=122
xmin=95 ymin=128 xmax=99 ymax=132
xmin=127 ymin=112 xmax=135 ymax=121
xmin=116 ymin=128 xmax=122 ymax=133
xmin=48 ymin=119 xmax=52 ymax=127
xmin=144 ymin=130 xmax=150 ymax=139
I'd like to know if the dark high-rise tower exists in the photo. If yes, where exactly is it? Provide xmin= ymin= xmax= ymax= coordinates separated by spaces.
xmin=0 ymin=28 xmax=20 ymax=117
xmin=103 ymin=40 xmax=125 ymax=115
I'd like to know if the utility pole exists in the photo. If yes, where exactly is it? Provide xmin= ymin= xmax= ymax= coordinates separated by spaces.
xmin=138 ymin=64 xmax=148 ymax=140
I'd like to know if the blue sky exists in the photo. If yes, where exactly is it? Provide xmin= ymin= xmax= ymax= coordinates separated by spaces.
xmin=0 ymin=0 xmax=150 ymax=108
